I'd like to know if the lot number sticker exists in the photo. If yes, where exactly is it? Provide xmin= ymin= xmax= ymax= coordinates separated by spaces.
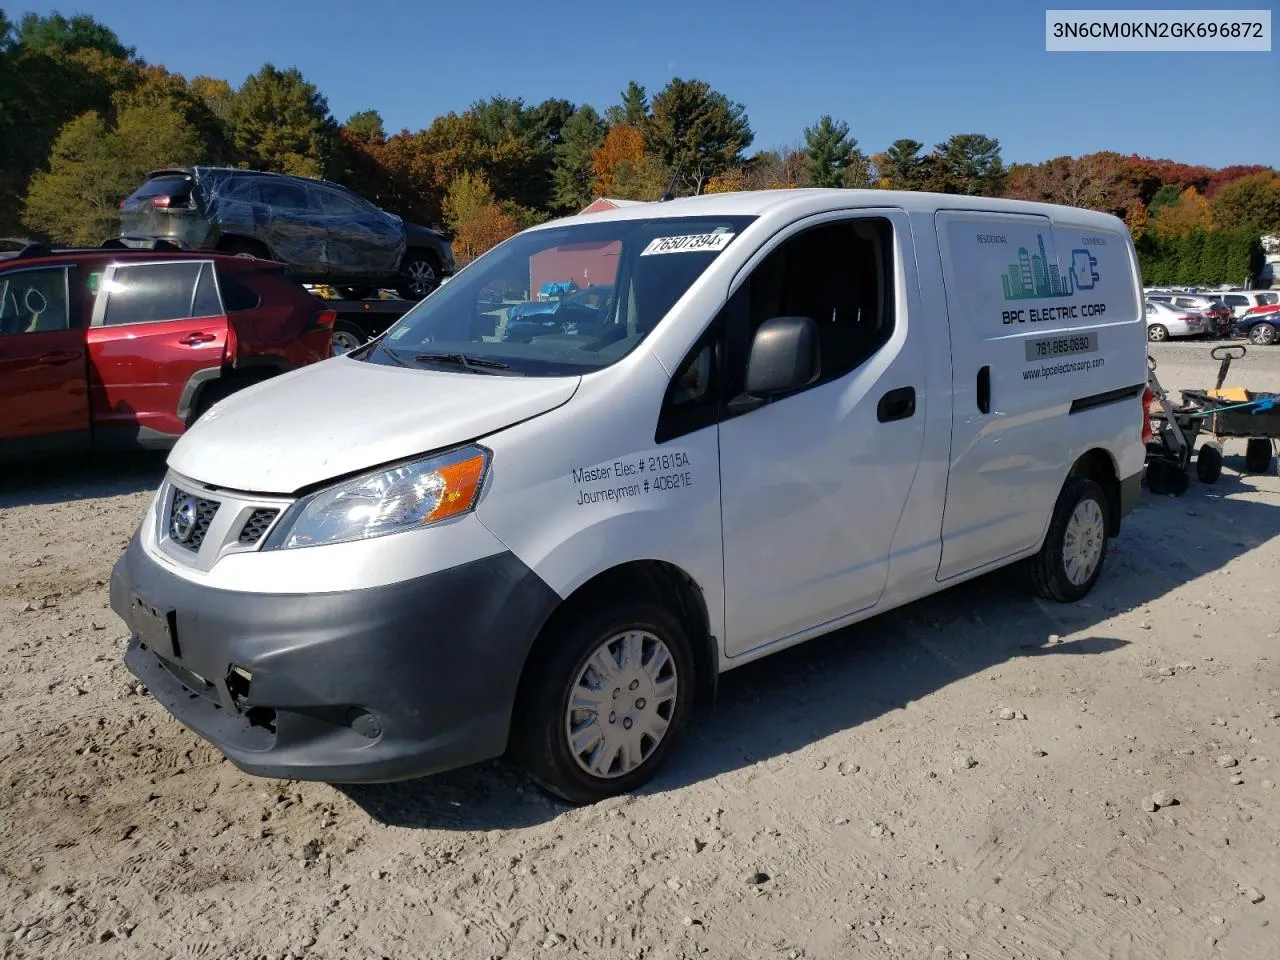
xmin=571 ymin=450 xmax=694 ymax=507
xmin=640 ymin=233 xmax=735 ymax=256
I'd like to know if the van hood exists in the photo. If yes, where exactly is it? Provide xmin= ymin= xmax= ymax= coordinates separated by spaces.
xmin=168 ymin=356 xmax=580 ymax=494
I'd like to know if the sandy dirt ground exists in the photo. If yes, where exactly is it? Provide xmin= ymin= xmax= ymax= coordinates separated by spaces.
xmin=2 ymin=341 xmax=1279 ymax=960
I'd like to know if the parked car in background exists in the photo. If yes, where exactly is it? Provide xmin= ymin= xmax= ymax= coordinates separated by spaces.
xmin=1216 ymin=289 xmax=1280 ymax=319
xmin=1145 ymin=299 xmax=1205 ymax=341
xmin=1234 ymin=303 xmax=1280 ymax=344
xmin=119 ymin=167 xmax=455 ymax=301
xmin=0 ymin=245 xmax=335 ymax=460
xmin=1148 ymin=293 xmax=1231 ymax=336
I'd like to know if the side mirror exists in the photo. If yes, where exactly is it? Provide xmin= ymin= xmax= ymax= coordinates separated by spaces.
xmin=735 ymin=316 xmax=820 ymax=411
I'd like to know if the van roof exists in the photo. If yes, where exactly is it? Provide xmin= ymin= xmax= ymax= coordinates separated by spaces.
xmin=534 ymin=188 xmax=1129 ymax=233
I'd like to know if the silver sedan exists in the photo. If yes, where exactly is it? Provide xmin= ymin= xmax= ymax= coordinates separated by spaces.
xmin=1145 ymin=299 xmax=1205 ymax=342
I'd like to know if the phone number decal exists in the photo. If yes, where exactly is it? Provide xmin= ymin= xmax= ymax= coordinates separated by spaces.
xmin=1024 ymin=332 xmax=1099 ymax=362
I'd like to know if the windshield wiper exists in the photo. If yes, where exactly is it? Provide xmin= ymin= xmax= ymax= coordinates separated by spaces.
xmin=412 ymin=352 xmax=512 ymax=372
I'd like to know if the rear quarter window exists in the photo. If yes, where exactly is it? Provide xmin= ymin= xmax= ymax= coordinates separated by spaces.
xmin=214 ymin=269 xmax=262 ymax=311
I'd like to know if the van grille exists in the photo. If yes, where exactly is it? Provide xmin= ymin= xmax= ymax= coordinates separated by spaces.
xmin=169 ymin=488 xmax=220 ymax=551
xmin=238 ymin=508 xmax=280 ymax=545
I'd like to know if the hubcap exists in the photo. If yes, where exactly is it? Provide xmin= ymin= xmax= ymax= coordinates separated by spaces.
xmin=1148 ymin=325 xmax=1166 ymax=342
xmin=330 ymin=329 xmax=362 ymax=355
xmin=1252 ymin=324 xmax=1275 ymax=345
xmin=405 ymin=260 xmax=436 ymax=296
xmin=1062 ymin=498 xmax=1106 ymax=586
xmin=564 ymin=630 xmax=678 ymax=779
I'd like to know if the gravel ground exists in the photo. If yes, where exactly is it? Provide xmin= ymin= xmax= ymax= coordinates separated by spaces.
xmin=3 ymin=344 xmax=1280 ymax=960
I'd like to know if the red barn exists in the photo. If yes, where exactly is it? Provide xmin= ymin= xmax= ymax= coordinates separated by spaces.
xmin=579 ymin=197 xmax=648 ymax=215
xmin=529 ymin=241 xmax=621 ymax=296
xmin=526 ymin=198 xmax=647 ymax=296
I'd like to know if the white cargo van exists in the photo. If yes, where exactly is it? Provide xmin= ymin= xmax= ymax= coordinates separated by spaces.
xmin=110 ymin=189 xmax=1149 ymax=802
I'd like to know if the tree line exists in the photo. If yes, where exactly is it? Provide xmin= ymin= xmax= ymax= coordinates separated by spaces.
xmin=2 ymin=11 xmax=1277 ymax=281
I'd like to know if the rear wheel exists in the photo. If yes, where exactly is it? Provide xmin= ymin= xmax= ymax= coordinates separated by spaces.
xmin=1148 ymin=324 xmax=1169 ymax=342
xmin=1245 ymin=438 xmax=1274 ymax=474
xmin=189 ymin=376 xmax=263 ymax=425
xmin=510 ymin=599 xmax=696 ymax=804
xmin=1248 ymin=322 xmax=1276 ymax=346
xmin=1022 ymin=477 xmax=1111 ymax=602
xmin=1196 ymin=444 xmax=1223 ymax=484
xmin=330 ymin=320 xmax=366 ymax=356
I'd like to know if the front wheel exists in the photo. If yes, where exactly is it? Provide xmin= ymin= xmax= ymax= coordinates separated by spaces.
xmin=1022 ymin=477 xmax=1111 ymax=603
xmin=1248 ymin=322 xmax=1276 ymax=346
xmin=1196 ymin=444 xmax=1223 ymax=484
xmin=1148 ymin=324 xmax=1168 ymax=342
xmin=510 ymin=599 xmax=696 ymax=804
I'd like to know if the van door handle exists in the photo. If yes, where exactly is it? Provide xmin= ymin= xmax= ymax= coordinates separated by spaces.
xmin=877 ymin=386 xmax=916 ymax=423
xmin=179 ymin=332 xmax=217 ymax=345
xmin=977 ymin=365 xmax=991 ymax=414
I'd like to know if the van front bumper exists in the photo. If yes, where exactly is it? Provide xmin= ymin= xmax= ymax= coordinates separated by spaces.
xmin=110 ymin=534 xmax=560 ymax=783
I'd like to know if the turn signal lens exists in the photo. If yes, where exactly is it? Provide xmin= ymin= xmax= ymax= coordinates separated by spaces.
xmin=427 ymin=455 xmax=487 ymax=523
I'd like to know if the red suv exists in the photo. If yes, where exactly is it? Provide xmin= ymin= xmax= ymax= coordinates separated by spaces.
xmin=0 ymin=244 xmax=335 ymax=459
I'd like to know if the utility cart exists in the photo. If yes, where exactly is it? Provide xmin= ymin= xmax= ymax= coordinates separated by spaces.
xmin=1181 ymin=345 xmax=1279 ymax=477
xmin=1144 ymin=345 xmax=1278 ymax=495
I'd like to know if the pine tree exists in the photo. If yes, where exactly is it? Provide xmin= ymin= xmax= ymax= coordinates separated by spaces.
xmin=802 ymin=115 xmax=858 ymax=189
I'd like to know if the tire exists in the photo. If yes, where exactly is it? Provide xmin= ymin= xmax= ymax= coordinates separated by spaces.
xmin=1145 ymin=460 xmax=1189 ymax=496
xmin=396 ymin=251 xmax=440 ymax=300
xmin=1245 ymin=438 xmax=1273 ymax=474
xmin=189 ymin=377 xmax=251 ymax=425
xmin=1196 ymin=444 xmax=1223 ymax=484
xmin=330 ymin=319 xmax=366 ymax=356
xmin=1147 ymin=324 xmax=1168 ymax=342
xmin=510 ymin=598 xmax=697 ymax=804
xmin=1248 ymin=322 xmax=1276 ymax=346
xmin=1022 ymin=477 xmax=1111 ymax=603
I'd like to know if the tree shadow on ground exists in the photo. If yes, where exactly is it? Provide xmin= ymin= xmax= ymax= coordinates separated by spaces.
xmin=0 ymin=449 xmax=167 ymax=507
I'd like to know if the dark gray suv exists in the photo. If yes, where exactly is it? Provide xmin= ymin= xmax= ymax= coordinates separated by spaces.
xmin=120 ymin=167 xmax=454 ymax=299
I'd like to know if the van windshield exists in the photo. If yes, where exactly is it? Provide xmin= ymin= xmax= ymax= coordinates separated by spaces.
xmin=359 ymin=214 xmax=756 ymax=376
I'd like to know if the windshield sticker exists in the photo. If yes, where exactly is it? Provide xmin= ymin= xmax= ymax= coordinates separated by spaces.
xmin=640 ymin=232 xmax=735 ymax=256
xmin=571 ymin=450 xmax=694 ymax=507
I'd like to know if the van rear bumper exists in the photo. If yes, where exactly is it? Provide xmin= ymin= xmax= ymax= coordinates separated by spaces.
xmin=111 ymin=534 xmax=560 ymax=783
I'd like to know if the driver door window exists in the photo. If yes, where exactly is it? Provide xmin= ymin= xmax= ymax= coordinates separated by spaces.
xmin=728 ymin=218 xmax=894 ymax=401
xmin=655 ymin=217 xmax=895 ymax=443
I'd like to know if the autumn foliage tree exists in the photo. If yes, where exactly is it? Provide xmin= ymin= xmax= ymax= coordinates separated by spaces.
xmin=444 ymin=172 xmax=519 ymax=262
xmin=1151 ymin=187 xmax=1215 ymax=236
xmin=1210 ymin=171 xmax=1280 ymax=233
xmin=591 ymin=124 xmax=665 ymax=199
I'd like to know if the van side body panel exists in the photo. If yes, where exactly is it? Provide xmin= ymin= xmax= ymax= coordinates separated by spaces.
xmin=475 ymin=349 xmax=728 ymax=649
xmin=933 ymin=209 xmax=1145 ymax=582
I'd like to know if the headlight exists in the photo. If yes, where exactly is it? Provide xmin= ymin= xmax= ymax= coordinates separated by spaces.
xmin=262 ymin=445 xmax=490 ymax=550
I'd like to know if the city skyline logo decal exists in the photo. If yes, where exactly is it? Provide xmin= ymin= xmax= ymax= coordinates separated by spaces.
xmin=1001 ymin=234 xmax=1100 ymax=301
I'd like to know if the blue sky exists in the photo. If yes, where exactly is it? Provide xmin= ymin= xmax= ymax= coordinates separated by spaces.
xmin=12 ymin=0 xmax=1279 ymax=167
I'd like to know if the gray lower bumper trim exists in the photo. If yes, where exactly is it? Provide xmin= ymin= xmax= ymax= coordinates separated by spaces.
xmin=110 ymin=535 xmax=560 ymax=783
